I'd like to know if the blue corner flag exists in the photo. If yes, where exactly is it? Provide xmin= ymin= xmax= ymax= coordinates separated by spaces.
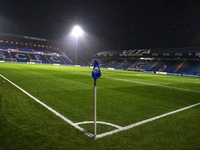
xmin=92 ymin=60 xmax=101 ymax=80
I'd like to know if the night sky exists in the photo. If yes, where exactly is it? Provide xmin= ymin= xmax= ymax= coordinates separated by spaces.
xmin=1 ymin=0 xmax=200 ymax=51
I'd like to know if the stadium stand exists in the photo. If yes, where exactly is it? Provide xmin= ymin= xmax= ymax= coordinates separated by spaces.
xmin=0 ymin=33 xmax=73 ymax=65
xmin=94 ymin=48 xmax=200 ymax=76
xmin=116 ymin=62 xmax=133 ymax=69
xmin=178 ymin=60 xmax=200 ymax=74
xmin=0 ymin=47 xmax=73 ymax=65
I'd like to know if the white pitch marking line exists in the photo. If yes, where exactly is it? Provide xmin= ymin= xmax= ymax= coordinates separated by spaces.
xmin=2 ymin=73 xmax=200 ymax=139
xmin=95 ymin=102 xmax=200 ymax=139
xmin=0 ymin=74 xmax=94 ymax=138
xmin=105 ymin=76 xmax=200 ymax=93
xmin=75 ymin=121 xmax=122 ymax=129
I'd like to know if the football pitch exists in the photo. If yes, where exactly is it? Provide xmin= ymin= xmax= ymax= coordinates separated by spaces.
xmin=0 ymin=63 xmax=200 ymax=149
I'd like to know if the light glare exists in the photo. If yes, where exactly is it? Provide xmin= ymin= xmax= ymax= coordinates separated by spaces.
xmin=72 ymin=25 xmax=83 ymax=37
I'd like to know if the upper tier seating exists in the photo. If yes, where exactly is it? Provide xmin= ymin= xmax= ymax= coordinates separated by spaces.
xmin=0 ymin=47 xmax=73 ymax=65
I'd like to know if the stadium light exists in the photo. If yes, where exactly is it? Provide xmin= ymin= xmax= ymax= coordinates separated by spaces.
xmin=72 ymin=25 xmax=83 ymax=64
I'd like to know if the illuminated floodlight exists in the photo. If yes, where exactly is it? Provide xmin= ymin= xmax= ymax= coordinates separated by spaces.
xmin=72 ymin=25 xmax=83 ymax=37
xmin=71 ymin=25 xmax=83 ymax=64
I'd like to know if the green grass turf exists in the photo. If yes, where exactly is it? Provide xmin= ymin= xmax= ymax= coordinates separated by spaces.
xmin=0 ymin=63 xmax=200 ymax=149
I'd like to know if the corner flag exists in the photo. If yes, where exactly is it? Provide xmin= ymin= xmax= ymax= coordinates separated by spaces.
xmin=91 ymin=60 xmax=101 ymax=139
xmin=92 ymin=60 xmax=101 ymax=80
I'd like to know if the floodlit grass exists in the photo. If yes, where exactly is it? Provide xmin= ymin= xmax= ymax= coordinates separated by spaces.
xmin=0 ymin=63 xmax=200 ymax=149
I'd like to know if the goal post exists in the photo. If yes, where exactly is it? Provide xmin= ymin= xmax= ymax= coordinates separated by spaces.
xmin=29 ymin=59 xmax=42 ymax=64
xmin=2 ymin=58 xmax=17 ymax=63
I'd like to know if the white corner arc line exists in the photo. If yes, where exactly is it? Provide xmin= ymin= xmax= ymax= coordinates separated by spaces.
xmin=96 ymin=102 xmax=200 ymax=139
xmin=0 ymin=74 xmax=94 ymax=138
xmin=75 ymin=121 xmax=122 ymax=129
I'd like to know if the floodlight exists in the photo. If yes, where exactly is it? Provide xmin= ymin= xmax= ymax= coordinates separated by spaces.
xmin=72 ymin=25 xmax=83 ymax=37
xmin=71 ymin=25 xmax=83 ymax=64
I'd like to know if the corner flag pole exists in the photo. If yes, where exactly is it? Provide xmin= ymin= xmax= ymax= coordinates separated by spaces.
xmin=91 ymin=60 xmax=101 ymax=139
xmin=94 ymin=79 xmax=97 ymax=138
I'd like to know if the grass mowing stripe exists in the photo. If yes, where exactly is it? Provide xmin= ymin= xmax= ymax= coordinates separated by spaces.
xmin=0 ymin=74 xmax=94 ymax=138
xmin=96 ymin=101 xmax=200 ymax=139
xmin=105 ymin=76 xmax=200 ymax=93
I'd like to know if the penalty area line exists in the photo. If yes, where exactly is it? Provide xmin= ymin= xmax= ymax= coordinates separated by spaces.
xmin=96 ymin=102 xmax=200 ymax=139
xmin=0 ymin=74 xmax=94 ymax=138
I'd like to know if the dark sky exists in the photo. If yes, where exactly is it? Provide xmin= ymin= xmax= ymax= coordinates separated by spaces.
xmin=1 ymin=0 xmax=200 ymax=51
